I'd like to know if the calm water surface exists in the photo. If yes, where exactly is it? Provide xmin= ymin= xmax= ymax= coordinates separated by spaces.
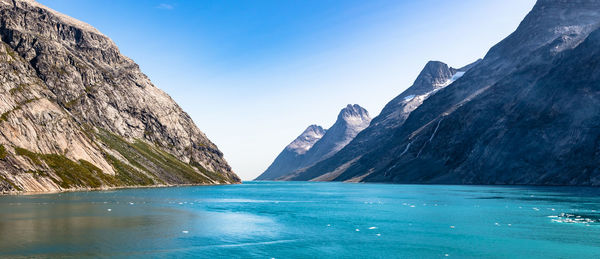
xmin=1 ymin=181 xmax=600 ymax=258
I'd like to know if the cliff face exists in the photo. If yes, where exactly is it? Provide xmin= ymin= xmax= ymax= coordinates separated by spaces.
xmin=256 ymin=104 xmax=370 ymax=181
xmin=291 ymin=0 xmax=600 ymax=185
xmin=0 ymin=0 xmax=240 ymax=193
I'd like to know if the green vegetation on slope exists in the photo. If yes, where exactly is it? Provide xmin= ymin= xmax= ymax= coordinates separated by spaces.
xmin=95 ymin=128 xmax=216 ymax=184
xmin=12 ymin=146 xmax=157 ymax=189
xmin=5 ymin=126 xmax=228 ymax=191
xmin=0 ymin=144 xmax=7 ymax=160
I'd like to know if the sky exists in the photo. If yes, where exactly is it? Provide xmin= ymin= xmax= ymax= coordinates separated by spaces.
xmin=39 ymin=0 xmax=536 ymax=180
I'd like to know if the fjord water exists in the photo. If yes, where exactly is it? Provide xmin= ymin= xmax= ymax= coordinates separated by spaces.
xmin=1 ymin=182 xmax=600 ymax=258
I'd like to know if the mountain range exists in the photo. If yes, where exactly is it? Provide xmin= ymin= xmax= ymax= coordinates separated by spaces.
xmin=256 ymin=104 xmax=371 ymax=180
xmin=266 ymin=0 xmax=600 ymax=185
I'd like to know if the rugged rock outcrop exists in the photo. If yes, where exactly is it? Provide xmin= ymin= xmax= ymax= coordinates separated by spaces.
xmin=256 ymin=104 xmax=370 ymax=180
xmin=0 ymin=0 xmax=240 ymax=193
xmin=289 ymin=0 xmax=600 ymax=185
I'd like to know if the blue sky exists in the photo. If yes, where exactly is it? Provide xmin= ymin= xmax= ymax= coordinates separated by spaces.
xmin=40 ymin=0 xmax=536 ymax=180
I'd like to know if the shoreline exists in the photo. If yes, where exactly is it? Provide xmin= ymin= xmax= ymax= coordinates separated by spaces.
xmin=1 ymin=181 xmax=242 ymax=196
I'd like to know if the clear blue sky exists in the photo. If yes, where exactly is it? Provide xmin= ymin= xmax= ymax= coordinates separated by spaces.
xmin=39 ymin=0 xmax=536 ymax=180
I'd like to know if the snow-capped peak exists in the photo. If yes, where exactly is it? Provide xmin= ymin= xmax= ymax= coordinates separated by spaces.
xmin=285 ymin=125 xmax=326 ymax=155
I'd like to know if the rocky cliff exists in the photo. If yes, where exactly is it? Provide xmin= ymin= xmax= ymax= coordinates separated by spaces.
xmin=256 ymin=104 xmax=370 ymax=180
xmin=289 ymin=0 xmax=600 ymax=185
xmin=0 ymin=0 xmax=240 ymax=193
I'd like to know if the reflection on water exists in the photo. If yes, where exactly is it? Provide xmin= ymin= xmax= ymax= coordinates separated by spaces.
xmin=1 ymin=182 xmax=600 ymax=258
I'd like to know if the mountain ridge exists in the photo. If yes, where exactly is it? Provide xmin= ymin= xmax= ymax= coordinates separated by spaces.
xmin=289 ymin=0 xmax=600 ymax=185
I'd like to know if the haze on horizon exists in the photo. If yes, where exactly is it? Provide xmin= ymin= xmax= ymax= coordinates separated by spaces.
xmin=38 ymin=0 xmax=535 ymax=180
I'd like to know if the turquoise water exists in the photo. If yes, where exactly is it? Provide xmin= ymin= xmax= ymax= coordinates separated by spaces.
xmin=1 ymin=182 xmax=600 ymax=258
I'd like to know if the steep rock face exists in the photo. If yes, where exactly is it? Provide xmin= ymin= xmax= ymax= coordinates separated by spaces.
xmin=256 ymin=104 xmax=371 ymax=180
xmin=288 ymin=61 xmax=476 ymax=181
xmin=297 ymin=0 xmax=600 ymax=185
xmin=255 ymin=125 xmax=325 ymax=180
xmin=0 ymin=0 xmax=240 ymax=193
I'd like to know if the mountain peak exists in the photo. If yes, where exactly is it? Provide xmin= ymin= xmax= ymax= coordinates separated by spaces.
xmin=413 ymin=61 xmax=457 ymax=88
xmin=285 ymin=125 xmax=326 ymax=155
xmin=338 ymin=104 xmax=370 ymax=124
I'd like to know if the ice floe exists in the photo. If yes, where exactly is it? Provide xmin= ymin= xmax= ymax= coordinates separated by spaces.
xmin=549 ymin=213 xmax=597 ymax=225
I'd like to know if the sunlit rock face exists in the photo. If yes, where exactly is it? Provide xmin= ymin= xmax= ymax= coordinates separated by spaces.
xmin=0 ymin=0 xmax=240 ymax=193
xmin=292 ymin=0 xmax=600 ymax=185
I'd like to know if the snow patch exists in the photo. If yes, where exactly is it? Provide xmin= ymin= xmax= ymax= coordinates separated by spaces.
xmin=403 ymin=95 xmax=416 ymax=102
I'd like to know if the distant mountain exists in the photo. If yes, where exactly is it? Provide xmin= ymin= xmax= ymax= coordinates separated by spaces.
xmin=256 ymin=104 xmax=371 ymax=180
xmin=289 ymin=0 xmax=600 ymax=185
xmin=0 ymin=0 xmax=240 ymax=193
xmin=255 ymin=125 xmax=326 ymax=180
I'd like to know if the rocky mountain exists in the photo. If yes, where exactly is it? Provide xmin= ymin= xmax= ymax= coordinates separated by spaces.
xmin=286 ymin=60 xmax=477 ymax=181
xmin=288 ymin=0 xmax=600 ymax=185
xmin=0 ymin=0 xmax=240 ymax=193
xmin=255 ymin=125 xmax=326 ymax=180
xmin=256 ymin=104 xmax=370 ymax=180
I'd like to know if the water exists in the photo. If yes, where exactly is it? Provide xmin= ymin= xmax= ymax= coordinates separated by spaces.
xmin=1 ymin=181 xmax=600 ymax=258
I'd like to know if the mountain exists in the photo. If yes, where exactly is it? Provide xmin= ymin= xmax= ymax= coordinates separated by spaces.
xmin=0 ymin=0 xmax=240 ymax=193
xmin=255 ymin=125 xmax=326 ymax=180
xmin=286 ymin=60 xmax=477 ymax=181
xmin=256 ymin=104 xmax=371 ymax=180
xmin=289 ymin=0 xmax=600 ymax=185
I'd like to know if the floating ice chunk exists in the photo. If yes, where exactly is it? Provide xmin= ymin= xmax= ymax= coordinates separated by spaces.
xmin=410 ymin=205 xmax=415 ymax=208
xmin=129 ymin=202 xmax=134 ymax=205
xmin=178 ymin=202 xmax=183 ymax=205
xmin=182 ymin=230 xmax=189 ymax=234
xmin=445 ymin=254 xmax=450 ymax=257
xmin=533 ymin=208 xmax=540 ymax=211
xmin=355 ymin=229 xmax=360 ymax=232
xmin=494 ymin=222 xmax=500 ymax=226
xmin=107 ymin=209 xmax=112 ymax=212
xmin=327 ymin=224 xmax=331 ymax=227
xmin=507 ymin=224 xmax=512 ymax=226
xmin=450 ymin=226 xmax=455 ymax=229
xmin=368 ymin=227 xmax=377 ymax=230
xmin=376 ymin=234 xmax=381 ymax=236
